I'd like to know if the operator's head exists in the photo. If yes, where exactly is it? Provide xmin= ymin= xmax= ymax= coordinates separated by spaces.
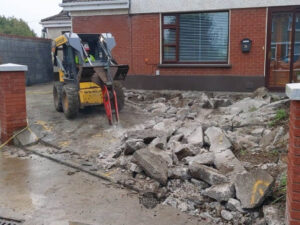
xmin=84 ymin=44 xmax=90 ymax=53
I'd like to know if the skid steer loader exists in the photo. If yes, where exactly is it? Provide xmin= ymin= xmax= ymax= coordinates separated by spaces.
xmin=52 ymin=32 xmax=129 ymax=125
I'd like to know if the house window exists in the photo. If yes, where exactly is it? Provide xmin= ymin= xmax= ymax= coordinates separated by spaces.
xmin=162 ymin=12 xmax=229 ymax=64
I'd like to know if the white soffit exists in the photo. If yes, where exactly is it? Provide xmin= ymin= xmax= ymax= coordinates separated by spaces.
xmin=130 ymin=0 xmax=300 ymax=14
xmin=60 ymin=1 xmax=129 ymax=12
xmin=40 ymin=21 xmax=72 ymax=28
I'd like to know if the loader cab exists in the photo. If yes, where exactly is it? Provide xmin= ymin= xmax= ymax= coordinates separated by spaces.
xmin=78 ymin=33 xmax=113 ymax=66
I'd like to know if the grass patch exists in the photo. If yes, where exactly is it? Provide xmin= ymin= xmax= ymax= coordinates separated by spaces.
xmin=272 ymin=174 xmax=287 ymax=204
xmin=269 ymin=109 xmax=288 ymax=127
xmin=272 ymin=173 xmax=287 ymax=204
xmin=240 ymin=149 xmax=247 ymax=156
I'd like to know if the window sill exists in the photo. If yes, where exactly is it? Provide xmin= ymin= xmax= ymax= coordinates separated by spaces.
xmin=158 ymin=64 xmax=232 ymax=68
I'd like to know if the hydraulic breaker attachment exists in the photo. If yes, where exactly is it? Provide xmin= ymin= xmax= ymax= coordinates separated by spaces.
xmin=102 ymin=85 xmax=119 ymax=125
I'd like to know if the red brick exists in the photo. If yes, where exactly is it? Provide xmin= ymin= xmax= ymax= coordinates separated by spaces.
xmin=0 ymin=71 xmax=27 ymax=143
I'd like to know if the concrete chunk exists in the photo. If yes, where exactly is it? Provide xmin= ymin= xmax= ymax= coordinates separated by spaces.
xmin=183 ymin=152 xmax=214 ymax=166
xmin=125 ymin=129 xmax=166 ymax=143
xmin=174 ymin=143 xmax=198 ymax=161
xmin=202 ymin=183 xmax=235 ymax=202
xmin=14 ymin=129 xmax=38 ymax=146
xmin=189 ymin=162 xmax=228 ymax=185
xmin=133 ymin=148 xmax=168 ymax=185
xmin=187 ymin=126 xmax=203 ymax=147
xmin=205 ymin=127 xmax=232 ymax=152
xmin=205 ymin=127 xmax=245 ymax=176
xmin=234 ymin=169 xmax=274 ymax=209
xmin=124 ymin=139 xmax=146 ymax=155
xmin=263 ymin=205 xmax=284 ymax=225
xmin=226 ymin=198 xmax=245 ymax=213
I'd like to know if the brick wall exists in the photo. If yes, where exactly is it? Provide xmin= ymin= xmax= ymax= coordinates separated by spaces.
xmin=0 ymin=71 xmax=27 ymax=142
xmin=287 ymin=100 xmax=300 ymax=225
xmin=73 ymin=7 xmax=267 ymax=77
xmin=73 ymin=15 xmax=132 ymax=72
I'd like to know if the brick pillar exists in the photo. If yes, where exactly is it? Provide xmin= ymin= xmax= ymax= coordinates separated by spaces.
xmin=286 ymin=83 xmax=300 ymax=225
xmin=0 ymin=63 xmax=28 ymax=143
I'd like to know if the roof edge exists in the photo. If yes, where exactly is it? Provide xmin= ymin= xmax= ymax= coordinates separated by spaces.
xmin=60 ymin=0 xmax=129 ymax=12
xmin=40 ymin=21 xmax=72 ymax=28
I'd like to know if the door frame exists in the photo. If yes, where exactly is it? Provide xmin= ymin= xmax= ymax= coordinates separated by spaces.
xmin=266 ymin=6 xmax=300 ymax=91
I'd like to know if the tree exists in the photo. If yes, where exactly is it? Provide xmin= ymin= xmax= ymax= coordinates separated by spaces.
xmin=0 ymin=16 xmax=36 ymax=37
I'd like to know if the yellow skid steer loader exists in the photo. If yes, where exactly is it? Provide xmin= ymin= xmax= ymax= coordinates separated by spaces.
xmin=52 ymin=33 xmax=129 ymax=124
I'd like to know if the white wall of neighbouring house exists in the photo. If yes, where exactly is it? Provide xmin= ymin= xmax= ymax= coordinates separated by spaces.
xmin=130 ymin=0 xmax=300 ymax=14
xmin=46 ymin=27 xmax=71 ymax=40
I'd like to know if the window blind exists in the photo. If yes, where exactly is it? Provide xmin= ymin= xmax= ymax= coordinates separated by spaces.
xmin=179 ymin=12 xmax=229 ymax=62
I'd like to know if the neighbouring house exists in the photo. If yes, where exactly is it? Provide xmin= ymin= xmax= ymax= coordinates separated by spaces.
xmin=40 ymin=11 xmax=71 ymax=40
xmin=59 ymin=0 xmax=300 ymax=91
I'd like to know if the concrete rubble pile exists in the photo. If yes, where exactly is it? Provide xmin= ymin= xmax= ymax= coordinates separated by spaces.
xmin=12 ymin=86 xmax=288 ymax=224
xmin=95 ymin=87 xmax=288 ymax=225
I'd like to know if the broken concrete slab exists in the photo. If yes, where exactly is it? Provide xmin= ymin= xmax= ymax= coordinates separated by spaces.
xmin=133 ymin=148 xmax=168 ymax=185
xmin=186 ymin=126 xmax=203 ymax=147
xmin=183 ymin=152 xmax=214 ymax=166
xmin=234 ymin=169 xmax=274 ymax=209
xmin=149 ymin=146 xmax=173 ymax=166
xmin=124 ymin=139 xmax=146 ymax=155
xmin=190 ymin=178 xmax=210 ymax=190
xmin=13 ymin=128 xmax=39 ymax=146
xmin=125 ymin=129 xmax=166 ymax=144
xmin=213 ymin=149 xmax=245 ymax=175
xmin=260 ymin=127 xmax=284 ymax=148
xmin=221 ymin=210 xmax=233 ymax=221
xmin=205 ymin=127 xmax=245 ymax=176
xmin=228 ymin=97 xmax=268 ymax=115
xmin=226 ymin=198 xmax=245 ymax=213
xmin=174 ymin=143 xmax=199 ymax=161
xmin=168 ymin=167 xmax=191 ymax=180
xmin=150 ymin=136 xmax=167 ymax=150
xmin=129 ymin=163 xmax=143 ymax=174
xmin=205 ymin=127 xmax=232 ymax=152
xmin=202 ymin=183 xmax=235 ymax=202
xmin=189 ymin=162 xmax=228 ymax=185
xmin=168 ymin=134 xmax=184 ymax=144
xmin=148 ymin=102 xmax=169 ymax=114
xmin=153 ymin=118 xmax=182 ymax=135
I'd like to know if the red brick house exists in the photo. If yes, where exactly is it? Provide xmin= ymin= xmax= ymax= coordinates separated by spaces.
xmin=60 ymin=0 xmax=300 ymax=91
